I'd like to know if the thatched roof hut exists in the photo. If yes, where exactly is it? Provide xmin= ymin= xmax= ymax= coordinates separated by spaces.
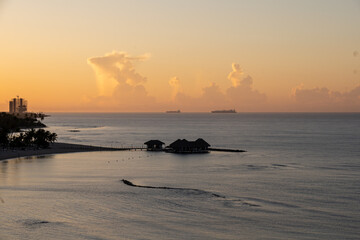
xmin=144 ymin=140 xmax=165 ymax=151
xmin=168 ymin=138 xmax=210 ymax=153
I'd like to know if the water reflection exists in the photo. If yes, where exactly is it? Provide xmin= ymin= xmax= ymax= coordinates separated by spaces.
xmin=0 ymin=155 xmax=55 ymax=186
xmin=24 ymin=155 xmax=55 ymax=160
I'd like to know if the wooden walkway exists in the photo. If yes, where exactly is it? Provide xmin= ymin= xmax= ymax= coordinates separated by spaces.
xmin=71 ymin=146 xmax=245 ymax=153
xmin=114 ymin=147 xmax=246 ymax=153
xmin=208 ymin=148 xmax=246 ymax=153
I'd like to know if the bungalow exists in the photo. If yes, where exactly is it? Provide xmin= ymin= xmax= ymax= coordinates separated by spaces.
xmin=144 ymin=140 xmax=165 ymax=151
xmin=166 ymin=138 xmax=210 ymax=153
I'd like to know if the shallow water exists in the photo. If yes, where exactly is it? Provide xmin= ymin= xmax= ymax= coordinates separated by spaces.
xmin=1 ymin=113 xmax=360 ymax=239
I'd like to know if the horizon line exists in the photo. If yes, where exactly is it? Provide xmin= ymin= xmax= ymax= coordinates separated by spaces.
xmin=23 ymin=111 xmax=360 ymax=114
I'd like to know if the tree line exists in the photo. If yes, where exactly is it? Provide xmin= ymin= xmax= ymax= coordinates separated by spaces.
xmin=0 ymin=112 xmax=57 ymax=149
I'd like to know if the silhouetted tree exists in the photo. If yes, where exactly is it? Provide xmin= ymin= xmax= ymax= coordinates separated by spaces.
xmin=0 ymin=128 xmax=10 ymax=147
xmin=0 ymin=113 xmax=56 ymax=149
xmin=23 ymin=128 xmax=36 ymax=146
xmin=9 ymin=133 xmax=26 ymax=148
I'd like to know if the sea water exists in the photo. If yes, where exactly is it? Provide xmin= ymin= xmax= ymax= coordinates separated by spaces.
xmin=0 ymin=113 xmax=359 ymax=239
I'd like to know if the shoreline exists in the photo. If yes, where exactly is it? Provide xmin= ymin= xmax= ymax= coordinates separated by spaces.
xmin=0 ymin=142 xmax=128 ymax=162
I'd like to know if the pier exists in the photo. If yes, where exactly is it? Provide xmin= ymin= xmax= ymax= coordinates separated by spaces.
xmin=55 ymin=144 xmax=147 ymax=152
xmin=116 ymin=147 xmax=147 ymax=151
xmin=66 ymin=142 xmax=246 ymax=153
xmin=88 ymin=146 xmax=246 ymax=153
xmin=208 ymin=148 xmax=246 ymax=153
xmin=60 ymin=145 xmax=245 ymax=153
xmin=143 ymin=138 xmax=246 ymax=153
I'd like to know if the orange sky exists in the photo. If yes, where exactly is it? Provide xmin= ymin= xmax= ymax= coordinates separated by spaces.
xmin=0 ymin=0 xmax=359 ymax=112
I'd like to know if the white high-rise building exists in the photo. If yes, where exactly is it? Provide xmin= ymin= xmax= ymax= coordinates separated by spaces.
xmin=9 ymin=96 xmax=27 ymax=114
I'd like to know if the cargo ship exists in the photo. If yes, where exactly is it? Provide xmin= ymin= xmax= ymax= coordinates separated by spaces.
xmin=166 ymin=110 xmax=181 ymax=113
xmin=211 ymin=109 xmax=236 ymax=113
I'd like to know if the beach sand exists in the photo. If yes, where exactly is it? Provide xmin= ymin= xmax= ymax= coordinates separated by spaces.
xmin=0 ymin=142 xmax=126 ymax=161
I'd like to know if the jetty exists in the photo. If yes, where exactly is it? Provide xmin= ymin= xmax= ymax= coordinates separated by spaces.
xmin=144 ymin=138 xmax=245 ymax=153
xmin=208 ymin=148 xmax=246 ymax=153
xmin=0 ymin=143 xmax=148 ymax=162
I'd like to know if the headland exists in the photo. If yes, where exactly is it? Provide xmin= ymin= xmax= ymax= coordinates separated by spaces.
xmin=0 ymin=142 xmax=128 ymax=162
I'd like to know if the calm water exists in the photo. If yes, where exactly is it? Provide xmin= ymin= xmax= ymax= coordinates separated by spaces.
xmin=1 ymin=113 xmax=360 ymax=239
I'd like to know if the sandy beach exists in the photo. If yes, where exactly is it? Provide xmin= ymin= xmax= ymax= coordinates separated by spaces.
xmin=0 ymin=142 xmax=126 ymax=161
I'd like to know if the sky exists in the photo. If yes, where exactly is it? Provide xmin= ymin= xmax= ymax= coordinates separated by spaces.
xmin=0 ymin=0 xmax=359 ymax=112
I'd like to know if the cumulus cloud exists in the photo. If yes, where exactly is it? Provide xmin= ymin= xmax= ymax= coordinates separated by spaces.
xmin=291 ymin=84 xmax=333 ymax=104
xmin=226 ymin=69 xmax=267 ymax=110
xmin=226 ymin=63 xmax=267 ymax=108
xmin=85 ymin=53 xmax=359 ymax=112
xmin=168 ymin=76 xmax=180 ymax=100
xmin=170 ymin=63 xmax=267 ymax=111
xmin=173 ymin=83 xmax=230 ymax=111
xmin=291 ymin=84 xmax=360 ymax=111
xmin=354 ymin=50 xmax=359 ymax=74
xmin=202 ymin=82 xmax=228 ymax=106
xmin=87 ymin=51 xmax=149 ymax=96
xmin=87 ymin=51 xmax=156 ymax=111
xmin=227 ymin=63 xmax=243 ymax=87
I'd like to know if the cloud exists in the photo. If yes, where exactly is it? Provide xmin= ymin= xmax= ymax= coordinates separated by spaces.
xmin=225 ymin=63 xmax=267 ymax=109
xmin=202 ymin=82 xmax=229 ymax=106
xmin=168 ymin=76 xmax=180 ymax=100
xmin=87 ymin=51 xmax=156 ymax=111
xmin=173 ymin=82 xmax=230 ymax=111
xmin=291 ymin=84 xmax=333 ymax=104
xmin=87 ymin=51 xmax=149 ymax=96
xmin=343 ymin=86 xmax=360 ymax=102
xmin=291 ymin=84 xmax=360 ymax=111
xmin=354 ymin=50 xmax=359 ymax=74
xmin=227 ymin=63 xmax=243 ymax=87
xmin=170 ymin=63 xmax=267 ymax=111
xmin=226 ymin=75 xmax=267 ymax=110
xmin=84 ymin=53 xmax=360 ymax=112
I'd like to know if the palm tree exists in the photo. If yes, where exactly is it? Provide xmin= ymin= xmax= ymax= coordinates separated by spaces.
xmin=0 ymin=128 xmax=10 ymax=147
xmin=23 ymin=128 xmax=36 ymax=147
xmin=48 ymin=132 xmax=57 ymax=144
xmin=33 ymin=129 xmax=57 ymax=148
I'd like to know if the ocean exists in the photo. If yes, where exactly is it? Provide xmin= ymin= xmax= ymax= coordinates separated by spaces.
xmin=1 ymin=113 xmax=359 ymax=239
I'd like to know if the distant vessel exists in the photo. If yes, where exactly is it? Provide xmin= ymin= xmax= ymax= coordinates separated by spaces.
xmin=211 ymin=109 xmax=236 ymax=113
xmin=166 ymin=110 xmax=181 ymax=113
